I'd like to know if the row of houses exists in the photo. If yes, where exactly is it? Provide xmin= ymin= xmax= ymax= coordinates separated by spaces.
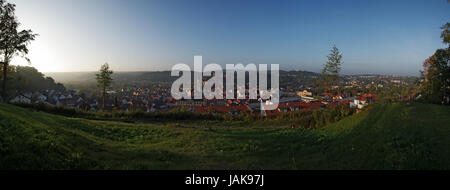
xmin=179 ymin=93 xmax=377 ymax=116
xmin=9 ymin=90 xmax=101 ymax=110
xmin=8 ymin=84 xmax=376 ymax=116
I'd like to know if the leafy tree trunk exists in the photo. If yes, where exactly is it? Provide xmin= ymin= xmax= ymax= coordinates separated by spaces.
xmin=322 ymin=45 xmax=343 ymax=96
xmin=1 ymin=54 xmax=8 ymax=102
xmin=102 ymin=86 xmax=106 ymax=111
xmin=0 ymin=1 xmax=36 ymax=102
xmin=96 ymin=63 xmax=113 ymax=111
xmin=1 ymin=62 xmax=6 ymax=102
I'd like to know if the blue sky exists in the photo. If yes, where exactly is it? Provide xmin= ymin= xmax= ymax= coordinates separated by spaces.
xmin=9 ymin=0 xmax=450 ymax=76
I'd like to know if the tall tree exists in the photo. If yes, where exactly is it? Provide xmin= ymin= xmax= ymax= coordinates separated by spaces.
xmin=441 ymin=22 xmax=450 ymax=47
xmin=96 ymin=63 xmax=113 ymax=110
xmin=421 ymin=22 xmax=450 ymax=104
xmin=0 ymin=0 xmax=37 ymax=102
xmin=322 ymin=45 xmax=343 ymax=93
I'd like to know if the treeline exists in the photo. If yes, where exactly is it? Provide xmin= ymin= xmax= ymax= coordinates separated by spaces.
xmin=0 ymin=66 xmax=65 ymax=99
xmin=420 ymin=23 xmax=450 ymax=105
xmin=229 ymin=104 xmax=356 ymax=129
xmin=14 ymin=102 xmax=355 ymax=129
xmin=14 ymin=102 xmax=216 ymax=122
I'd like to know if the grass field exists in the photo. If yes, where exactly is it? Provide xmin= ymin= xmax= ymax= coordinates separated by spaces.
xmin=1 ymin=102 xmax=449 ymax=170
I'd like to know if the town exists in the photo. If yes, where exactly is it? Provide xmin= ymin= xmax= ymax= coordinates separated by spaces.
xmin=8 ymin=67 xmax=416 ymax=117
xmin=1 ymin=0 xmax=449 ymax=175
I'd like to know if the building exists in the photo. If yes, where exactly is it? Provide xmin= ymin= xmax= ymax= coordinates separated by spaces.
xmin=263 ymin=101 xmax=324 ymax=116
xmin=10 ymin=94 xmax=32 ymax=104
xmin=349 ymin=94 xmax=377 ymax=109
xmin=297 ymin=90 xmax=312 ymax=97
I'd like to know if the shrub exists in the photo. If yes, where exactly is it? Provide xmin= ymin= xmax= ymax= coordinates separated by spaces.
xmin=13 ymin=102 xmax=355 ymax=129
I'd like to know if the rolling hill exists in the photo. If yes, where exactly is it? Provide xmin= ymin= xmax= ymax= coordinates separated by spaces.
xmin=0 ymin=102 xmax=449 ymax=170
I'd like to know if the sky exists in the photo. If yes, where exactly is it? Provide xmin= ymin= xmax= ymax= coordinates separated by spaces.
xmin=8 ymin=0 xmax=450 ymax=76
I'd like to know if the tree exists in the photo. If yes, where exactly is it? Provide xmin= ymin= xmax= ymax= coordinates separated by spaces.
xmin=96 ymin=63 xmax=113 ymax=110
xmin=441 ymin=22 xmax=450 ymax=47
xmin=322 ymin=45 xmax=343 ymax=93
xmin=8 ymin=66 xmax=64 ymax=96
xmin=420 ymin=23 xmax=450 ymax=104
xmin=0 ymin=0 xmax=37 ymax=102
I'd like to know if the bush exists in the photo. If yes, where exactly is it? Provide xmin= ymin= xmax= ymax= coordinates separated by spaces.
xmin=13 ymin=102 xmax=355 ymax=129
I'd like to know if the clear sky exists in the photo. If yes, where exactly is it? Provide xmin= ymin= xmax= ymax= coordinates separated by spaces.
xmin=8 ymin=0 xmax=450 ymax=76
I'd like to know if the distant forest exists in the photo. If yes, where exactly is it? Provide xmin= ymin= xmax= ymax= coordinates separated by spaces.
xmin=45 ymin=70 xmax=323 ymax=90
xmin=1 ymin=66 xmax=65 ymax=98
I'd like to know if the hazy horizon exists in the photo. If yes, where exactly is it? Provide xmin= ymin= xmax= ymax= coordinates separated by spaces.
xmin=42 ymin=69 xmax=419 ymax=78
xmin=8 ymin=0 xmax=450 ymax=76
xmin=40 ymin=64 xmax=425 ymax=77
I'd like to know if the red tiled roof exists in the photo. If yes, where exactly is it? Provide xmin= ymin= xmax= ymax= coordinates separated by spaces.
xmin=362 ymin=94 xmax=377 ymax=100
xmin=327 ymin=100 xmax=351 ymax=107
xmin=278 ymin=101 xmax=304 ymax=108
xmin=339 ymin=100 xmax=351 ymax=105
xmin=276 ymin=101 xmax=324 ymax=111
xmin=356 ymin=97 xmax=366 ymax=101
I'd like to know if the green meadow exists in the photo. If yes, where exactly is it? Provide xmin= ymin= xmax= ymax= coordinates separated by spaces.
xmin=1 ymin=102 xmax=449 ymax=170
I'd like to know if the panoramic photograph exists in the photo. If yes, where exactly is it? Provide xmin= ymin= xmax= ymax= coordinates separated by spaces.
xmin=0 ymin=0 xmax=449 ymax=188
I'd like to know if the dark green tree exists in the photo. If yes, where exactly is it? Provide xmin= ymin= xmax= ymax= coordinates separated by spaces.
xmin=8 ymin=66 xmax=64 ymax=95
xmin=0 ymin=0 xmax=37 ymax=101
xmin=95 ymin=63 xmax=113 ymax=110
xmin=441 ymin=22 xmax=450 ymax=47
xmin=322 ymin=45 xmax=343 ymax=93
xmin=421 ymin=23 xmax=450 ymax=104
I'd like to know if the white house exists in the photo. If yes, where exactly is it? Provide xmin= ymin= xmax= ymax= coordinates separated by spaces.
xmin=350 ymin=98 xmax=367 ymax=109
xmin=10 ymin=94 xmax=32 ymax=104
xmin=37 ymin=94 xmax=47 ymax=101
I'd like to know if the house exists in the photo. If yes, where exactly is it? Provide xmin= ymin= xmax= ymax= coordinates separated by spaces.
xmin=322 ymin=92 xmax=333 ymax=99
xmin=327 ymin=100 xmax=351 ymax=107
xmin=175 ymin=99 xmax=205 ymax=111
xmin=88 ymin=99 xmax=99 ymax=108
xmin=362 ymin=94 xmax=377 ymax=103
xmin=300 ymin=101 xmax=324 ymax=110
xmin=37 ymin=94 xmax=47 ymax=102
xmin=263 ymin=101 xmax=324 ymax=116
xmin=332 ymin=95 xmax=343 ymax=100
xmin=350 ymin=97 xmax=367 ymax=109
xmin=301 ymin=96 xmax=315 ymax=102
xmin=129 ymin=99 xmax=150 ymax=111
xmin=278 ymin=102 xmax=304 ymax=112
xmin=297 ymin=90 xmax=312 ymax=97
xmin=60 ymin=98 xmax=76 ymax=107
xmin=10 ymin=94 xmax=32 ymax=104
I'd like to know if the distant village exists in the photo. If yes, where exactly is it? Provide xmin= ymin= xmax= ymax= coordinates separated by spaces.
xmin=7 ymin=73 xmax=417 ymax=116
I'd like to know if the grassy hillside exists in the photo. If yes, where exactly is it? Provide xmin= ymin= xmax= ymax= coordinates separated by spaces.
xmin=1 ymin=102 xmax=449 ymax=170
